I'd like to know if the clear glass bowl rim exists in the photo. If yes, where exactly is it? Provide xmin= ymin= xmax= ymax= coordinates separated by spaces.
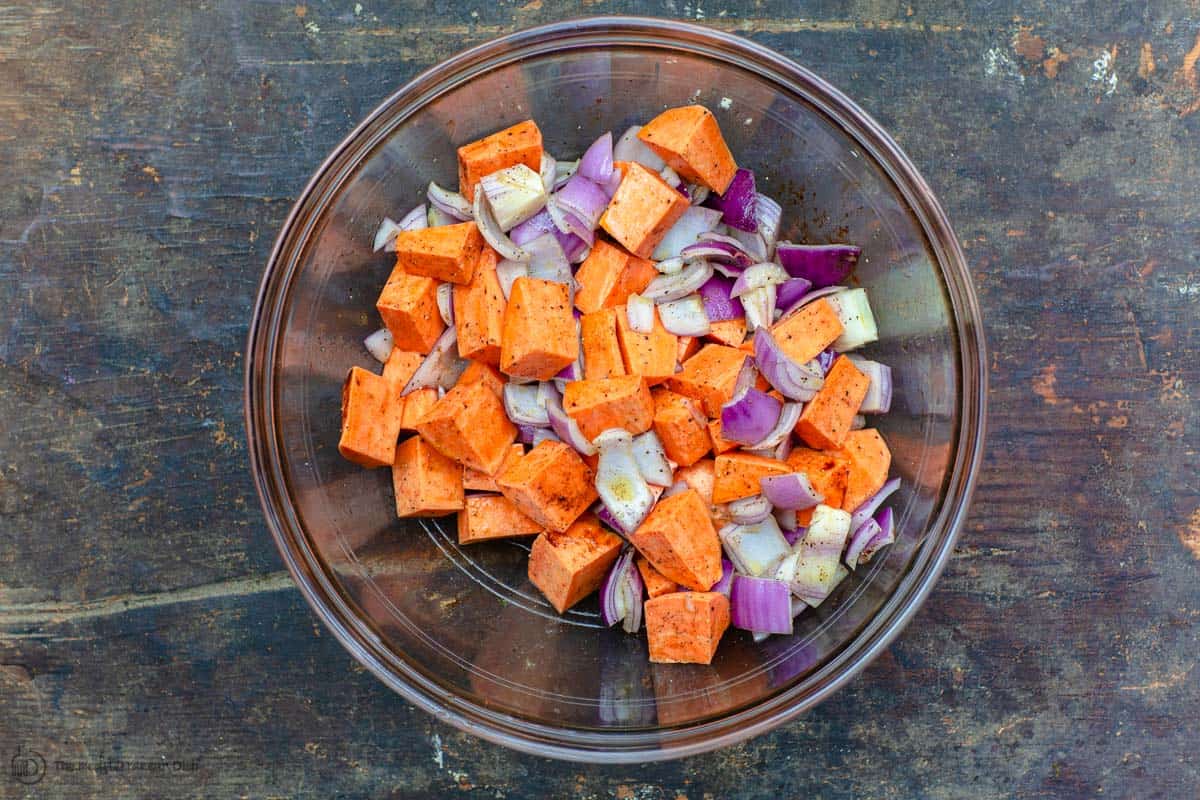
xmin=244 ymin=15 xmax=987 ymax=763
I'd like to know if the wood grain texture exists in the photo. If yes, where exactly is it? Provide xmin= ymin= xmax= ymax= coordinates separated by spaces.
xmin=1 ymin=0 xmax=1198 ymax=797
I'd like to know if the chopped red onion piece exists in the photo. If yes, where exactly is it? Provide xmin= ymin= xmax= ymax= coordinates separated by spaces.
xmin=740 ymin=285 xmax=776 ymax=332
xmin=401 ymin=327 xmax=467 ymax=395
xmin=776 ymin=277 xmax=812 ymax=310
xmin=775 ymin=243 xmax=861 ymax=288
xmin=427 ymin=205 xmax=459 ymax=227
xmin=495 ymin=259 xmax=528 ymax=299
xmin=363 ymin=328 xmax=393 ymax=363
xmin=844 ymin=517 xmax=881 ymax=570
xmin=530 ymin=428 xmax=561 ymax=446
xmin=787 ymin=504 xmax=851 ymax=598
xmin=546 ymin=197 xmax=596 ymax=247
xmin=774 ymin=507 xmax=798 ymax=532
xmin=626 ymin=293 xmax=655 ymax=333
xmin=703 ymin=168 xmax=758 ymax=232
xmin=613 ymin=125 xmax=666 ymax=171
xmin=719 ymin=517 xmax=791 ymax=577
xmin=730 ymin=575 xmax=793 ymax=634
xmin=556 ymin=358 xmax=582 ymax=382
xmin=540 ymin=382 xmax=596 ymax=456
xmin=479 ymin=163 xmax=547 ymax=230
xmin=659 ymin=165 xmax=683 ymax=188
xmin=524 ymin=232 xmax=573 ymax=286
xmin=712 ymin=558 xmax=735 ymax=595
xmin=652 ymin=206 xmax=723 ymax=260
xmin=595 ymin=428 xmax=656 ymax=533
xmin=783 ymin=526 xmax=806 ymax=547
xmin=747 ymin=402 xmax=801 ymax=451
xmin=850 ymin=476 xmax=901 ymax=534
xmin=600 ymin=548 xmax=645 ymax=633
xmin=859 ymin=506 xmax=896 ymax=564
xmin=795 ymin=562 xmax=849 ymax=608
xmin=577 ymin=132 xmax=613 ymax=184
xmin=434 ymin=282 xmax=455 ymax=326
xmin=760 ymin=472 xmax=823 ymax=510
xmin=733 ymin=356 xmax=758 ymax=398
xmin=398 ymin=203 xmax=428 ymax=231
xmin=730 ymin=263 xmax=789 ymax=298
xmin=730 ymin=494 xmax=773 ymax=524
xmin=778 ymin=284 xmax=847 ymax=319
xmin=374 ymin=204 xmax=427 ymax=252
xmin=850 ymin=413 xmax=868 ymax=431
xmin=553 ymin=174 xmax=609 ymax=230
xmin=473 ymin=188 xmax=528 ymax=262
xmin=503 ymin=382 xmax=550 ymax=427
xmin=753 ymin=328 xmax=825 ymax=401
xmin=826 ymin=288 xmax=879 ymax=351
xmin=846 ymin=356 xmax=892 ymax=414
xmin=553 ymin=159 xmax=578 ymax=191
xmin=658 ymin=294 xmax=711 ymax=337
xmin=754 ymin=193 xmax=783 ymax=252
xmin=643 ymin=259 xmax=713 ymax=303
xmin=632 ymin=430 xmax=673 ymax=487
xmin=720 ymin=388 xmax=782 ymax=445
xmin=697 ymin=274 xmax=745 ymax=322
xmin=730 ymin=228 xmax=768 ymax=261
xmin=427 ymin=181 xmax=472 ymax=220
xmin=539 ymin=152 xmax=557 ymax=194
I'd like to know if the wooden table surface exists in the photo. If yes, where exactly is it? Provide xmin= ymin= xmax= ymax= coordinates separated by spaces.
xmin=2 ymin=1 xmax=1198 ymax=797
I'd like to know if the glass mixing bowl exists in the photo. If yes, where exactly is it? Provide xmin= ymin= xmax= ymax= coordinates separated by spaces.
xmin=245 ymin=16 xmax=986 ymax=762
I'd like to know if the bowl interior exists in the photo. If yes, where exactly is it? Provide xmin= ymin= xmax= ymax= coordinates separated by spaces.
xmin=252 ymin=23 xmax=973 ymax=758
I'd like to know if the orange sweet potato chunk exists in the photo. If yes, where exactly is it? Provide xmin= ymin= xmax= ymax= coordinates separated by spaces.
xmin=398 ymin=387 xmax=438 ymax=432
xmin=706 ymin=418 xmax=738 ymax=455
xmin=338 ymin=366 xmax=404 ymax=468
xmin=376 ymin=267 xmax=445 ymax=354
xmin=392 ymin=435 xmax=464 ymax=517
xmin=457 ymin=119 xmax=543 ymax=203
xmin=705 ymin=317 xmax=746 ymax=347
xmin=455 ymin=359 xmax=505 ymax=397
xmin=415 ymin=377 xmax=517 ymax=474
xmin=462 ymin=443 xmax=524 ymax=491
xmin=631 ymin=489 xmax=722 ymax=591
xmin=615 ymin=305 xmax=678 ymax=385
xmin=667 ymin=344 xmax=748 ymax=417
xmin=580 ymin=308 xmax=627 ymax=381
xmin=652 ymin=389 xmax=711 ymax=467
xmin=835 ymin=428 xmax=892 ymax=513
xmin=562 ymin=376 xmax=655 ymax=441
xmin=458 ymin=494 xmax=545 ymax=544
xmin=393 ymin=222 xmax=483 ymax=285
xmin=770 ymin=298 xmax=844 ymax=365
xmin=497 ymin=440 xmax=598 ymax=532
xmin=500 ymin=277 xmax=578 ymax=380
xmin=644 ymin=591 xmax=731 ymax=665
xmin=637 ymin=556 xmax=679 ymax=598
xmin=574 ymin=240 xmax=657 ymax=314
xmin=712 ymin=452 xmax=791 ymax=503
xmin=637 ymin=105 xmax=738 ymax=194
xmin=599 ymin=162 xmax=689 ymax=259
xmin=453 ymin=246 xmax=507 ymax=365
xmin=527 ymin=514 xmax=623 ymax=613
xmin=786 ymin=447 xmax=850 ymax=526
xmin=676 ymin=335 xmax=701 ymax=364
xmin=382 ymin=348 xmax=423 ymax=393
xmin=794 ymin=355 xmax=870 ymax=450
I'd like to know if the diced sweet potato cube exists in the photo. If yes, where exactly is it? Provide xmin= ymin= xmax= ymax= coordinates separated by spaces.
xmin=794 ymin=356 xmax=870 ymax=450
xmin=705 ymin=317 xmax=746 ymax=347
xmin=637 ymin=105 xmax=738 ymax=194
xmin=667 ymin=344 xmax=749 ymax=417
xmin=455 ymin=359 xmax=504 ymax=397
xmin=398 ymin=387 xmax=438 ymax=431
xmin=637 ymin=556 xmax=678 ymax=598
xmin=338 ymin=366 xmax=404 ymax=468
xmin=675 ymin=458 xmax=716 ymax=506
xmin=393 ymin=222 xmax=483 ymax=285
xmin=500 ymin=277 xmax=578 ymax=380
xmin=415 ymin=377 xmax=517 ymax=474
xmin=770 ymin=298 xmax=845 ymax=365
xmin=497 ymin=440 xmax=598 ymax=531
xmin=562 ymin=375 xmax=655 ymax=441
xmin=580 ymin=308 xmax=627 ymax=381
xmin=631 ymin=489 xmax=722 ymax=591
xmin=453 ymin=246 xmax=507 ymax=364
xmin=599 ymin=162 xmax=689 ymax=258
xmin=835 ymin=428 xmax=892 ymax=513
xmin=615 ymin=305 xmax=678 ymax=385
xmin=382 ymin=348 xmax=424 ymax=393
xmin=457 ymin=119 xmax=543 ymax=203
xmin=706 ymin=418 xmax=738 ymax=455
xmin=527 ymin=514 xmax=623 ymax=613
xmin=676 ymin=335 xmax=701 ymax=363
xmin=712 ymin=452 xmax=791 ymax=503
xmin=652 ymin=389 xmax=711 ymax=467
xmin=458 ymin=494 xmax=545 ymax=544
xmin=392 ymin=435 xmax=464 ymax=517
xmin=573 ymin=240 xmax=658 ymax=315
xmin=644 ymin=591 xmax=730 ymax=665
xmin=786 ymin=447 xmax=850 ymax=526
xmin=463 ymin=443 xmax=524 ymax=491
xmin=376 ymin=268 xmax=445 ymax=354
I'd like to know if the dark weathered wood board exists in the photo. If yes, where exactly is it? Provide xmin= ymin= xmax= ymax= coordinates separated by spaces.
xmin=1 ymin=0 xmax=1198 ymax=797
